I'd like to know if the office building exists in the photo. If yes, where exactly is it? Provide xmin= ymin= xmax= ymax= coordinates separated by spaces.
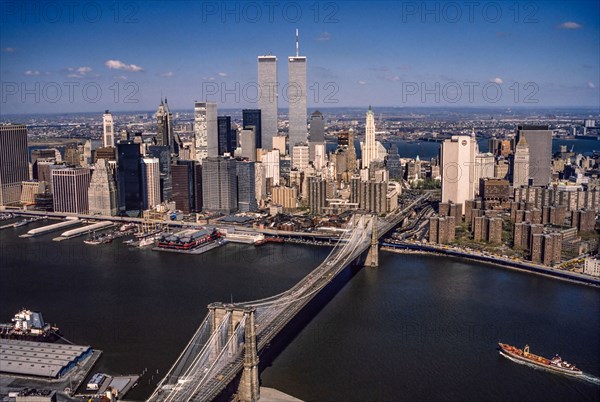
xmin=240 ymin=128 xmax=257 ymax=161
xmin=288 ymin=30 xmax=307 ymax=156
xmin=516 ymin=125 xmax=552 ymax=186
xmin=308 ymin=176 xmax=327 ymax=214
xmin=147 ymin=145 xmax=172 ymax=202
xmin=0 ymin=124 xmax=29 ymax=205
xmin=217 ymin=116 xmax=236 ymax=156
xmin=362 ymin=106 xmax=377 ymax=169
xmin=172 ymin=160 xmax=201 ymax=214
xmin=88 ymin=159 xmax=118 ymax=216
xmin=194 ymin=101 xmax=218 ymax=162
xmin=292 ymin=144 xmax=309 ymax=171
xmin=272 ymin=135 xmax=287 ymax=156
xmin=52 ymin=167 xmax=90 ymax=214
xmin=102 ymin=110 xmax=114 ymax=148
xmin=141 ymin=158 xmax=161 ymax=210
xmin=258 ymin=55 xmax=278 ymax=149
xmin=243 ymin=109 xmax=262 ymax=149
xmin=237 ymin=160 xmax=258 ymax=212
xmin=309 ymin=110 xmax=325 ymax=161
xmin=116 ymin=141 xmax=143 ymax=214
xmin=156 ymin=98 xmax=176 ymax=153
xmin=512 ymin=135 xmax=530 ymax=187
xmin=385 ymin=145 xmax=403 ymax=180
xmin=441 ymin=135 xmax=477 ymax=214
xmin=262 ymin=150 xmax=280 ymax=186
xmin=201 ymin=156 xmax=237 ymax=214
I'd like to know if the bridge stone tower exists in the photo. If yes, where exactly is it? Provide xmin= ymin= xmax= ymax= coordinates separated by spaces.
xmin=239 ymin=309 xmax=259 ymax=402
xmin=364 ymin=214 xmax=379 ymax=267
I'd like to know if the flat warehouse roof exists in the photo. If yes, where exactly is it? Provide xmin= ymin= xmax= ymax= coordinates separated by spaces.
xmin=0 ymin=339 xmax=92 ymax=378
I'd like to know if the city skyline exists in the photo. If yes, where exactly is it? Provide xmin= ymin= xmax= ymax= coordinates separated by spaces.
xmin=0 ymin=1 xmax=598 ymax=114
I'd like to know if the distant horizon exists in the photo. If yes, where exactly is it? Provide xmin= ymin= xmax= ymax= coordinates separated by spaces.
xmin=1 ymin=104 xmax=599 ymax=119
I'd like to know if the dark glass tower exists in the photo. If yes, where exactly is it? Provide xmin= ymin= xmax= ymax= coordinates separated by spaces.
xmin=242 ymin=109 xmax=262 ymax=149
xmin=116 ymin=141 xmax=143 ymax=214
xmin=217 ymin=116 xmax=236 ymax=155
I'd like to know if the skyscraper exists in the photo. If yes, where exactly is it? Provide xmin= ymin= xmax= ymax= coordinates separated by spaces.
xmin=236 ymin=160 xmax=258 ymax=212
xmin=52 ymin=167 xmax=91 ymax=214
xmin=0 ymin=124 xmax=29 ymax=205
xmin=288 ymin=29 xmax=307 ymax=156
xmin=141 ymin=157 xmax=161 ymax=210
xmin=243 ymin=109 xmax=262 ymax=149
xmin=88 ymin=158 xmax=118 ymax=216
xmin=171 ymin=160 xmax=201 ymax=214
xmin=194 ymin=101 xmax=218 ymax=161
xmin=240 ymin=128 xmax=257 ymax=161
xmin=201 ymin=156 xmax=238 ymax=214
xmin=116 ymin=141 xmax=143 ymax=214
xmin=102 ymin=110 xmax=114 ymax=148
xmin=512 ymin=135 xmax=530 ymax=188
xmin=156 ymin=99 xmax=174 ymax=151
xmin=147 ymin=145 xmax=173 ymax=202
xmin=258 ymin=55 xmax=278 ymax=150
xmin=516 ymin=125 xmax=552 ymax=186
xmin=217 ymin=116 xmax=236 ymax=155
xmin=309 ymin=110 xmax=325 ymax=161
xmin=362 ymin=106 xmax=377 ymax=169
xmin=441 ymin=135 xmax=477 ymax=214
xmin=385 ymin=145 xmax=403 ymax=180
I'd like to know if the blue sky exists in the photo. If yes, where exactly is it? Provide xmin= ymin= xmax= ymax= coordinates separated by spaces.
xmin=1 ymin=0 xmax=598 ymax=114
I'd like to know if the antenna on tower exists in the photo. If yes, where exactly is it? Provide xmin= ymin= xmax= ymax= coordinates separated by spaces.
xmin=296 ymin=28 xmax=299 ymax=57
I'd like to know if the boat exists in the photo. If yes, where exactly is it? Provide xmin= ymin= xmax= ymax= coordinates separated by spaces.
xmin=120 ymin=223 xmax=137 ymax=232
xmin=13 ymin=219 xmax=29 ymax=228
xmin=254 ymin=239 xmax=268 ymax=246
xmin=265 ymin=237 xmax=285 ymax=244
xmin=498 ymin=343 xmax=582 ymax=376
xmin=0 ymin=309 xmax=61 ymax=342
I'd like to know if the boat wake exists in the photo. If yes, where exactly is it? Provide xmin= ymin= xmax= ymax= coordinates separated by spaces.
xmin=500 ymin=351 xmax=600 ymax=386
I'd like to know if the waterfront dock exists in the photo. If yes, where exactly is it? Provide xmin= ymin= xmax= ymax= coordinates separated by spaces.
xmin=52 ymin=221 xmax=114 ymax=241
xmin=20 ymin=218 xmax=80 ymax=238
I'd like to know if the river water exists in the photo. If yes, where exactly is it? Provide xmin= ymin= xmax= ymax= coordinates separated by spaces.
xmin=1 ymin=222 xmax=598 ymax=401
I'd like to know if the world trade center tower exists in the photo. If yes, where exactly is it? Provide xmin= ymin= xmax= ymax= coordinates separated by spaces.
xmin=258 ymin=55 xmax=278 ymax=150
xmin=288 ymin=29 xmax=307 ymax=159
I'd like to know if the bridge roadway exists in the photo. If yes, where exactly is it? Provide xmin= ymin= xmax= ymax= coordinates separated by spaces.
xmin=148 ymin=195 xmax=430 ymax=402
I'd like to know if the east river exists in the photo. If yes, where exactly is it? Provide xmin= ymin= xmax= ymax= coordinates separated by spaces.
xmin=1 ymin=221 xmax=598 ymax=401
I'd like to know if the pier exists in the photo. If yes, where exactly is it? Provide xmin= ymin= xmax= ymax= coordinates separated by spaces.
xmin=20 ymin=218 xmax=80 ymax=238
xmin=53 ymin=221 xmax=115 ymax=241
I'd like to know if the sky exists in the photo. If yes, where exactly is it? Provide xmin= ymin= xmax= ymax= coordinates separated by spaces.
xmin=1 ymin=0 xmax=599 ymax=114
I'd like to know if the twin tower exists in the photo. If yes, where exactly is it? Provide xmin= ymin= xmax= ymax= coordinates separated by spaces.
xmin=258 ymin=29 xmax=307 ymax=156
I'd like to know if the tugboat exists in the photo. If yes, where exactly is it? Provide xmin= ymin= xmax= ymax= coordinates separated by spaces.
xmin=498 ymin=343 xmax=583 ymax=377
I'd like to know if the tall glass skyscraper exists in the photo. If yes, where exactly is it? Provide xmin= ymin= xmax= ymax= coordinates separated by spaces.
xmin=243 ymin=109 xmax=262 ymax=149
xmin=258 ymin=55 xmax=278 ymax=149
xmin=116 ymin=141 xmax=143 ymax=214
xmin=288 ymin=30 xmax=307 ymax=157
xmin=217 ymin=116 xmax=236 ymax=155
xmin=0 ymin=124 xmax=28 ymax=205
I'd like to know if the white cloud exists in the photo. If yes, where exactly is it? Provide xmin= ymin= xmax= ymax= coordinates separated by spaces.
xmin=2 ymin=47 xmax=15 ymax=52
xmin=105 ymin=59 xmax=144 ymax=72
xmin=558 ymin=21 xmax=582 ymax=29
xmin=158 ymin=71 xmax=174 ymax=78
xmin=316 ymin=31 xmax=331 ymax=41
xmin=24 ymin=70 xmax=40 ymax=76
xmin=114 ymin=75 xmax=127 ymax=81
xmin=217 ymin=72 xmax=227 ymax=77
xmin=66 ymin=66 xmax=92 ymax=78
xmin=384 ymin=75 xmax=400 ymax=82
xmin=358 ymin=80 xmax=367 ymax=85
xmin=202 ymin=76 xmax=215 ymax=81
xmin=588 ymin=81 xmax=596 ymax=89
xmin=491 ymin=77 xmax=503 ymax=84
xmin=67 ymin=74 xmax=83 ymax=79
